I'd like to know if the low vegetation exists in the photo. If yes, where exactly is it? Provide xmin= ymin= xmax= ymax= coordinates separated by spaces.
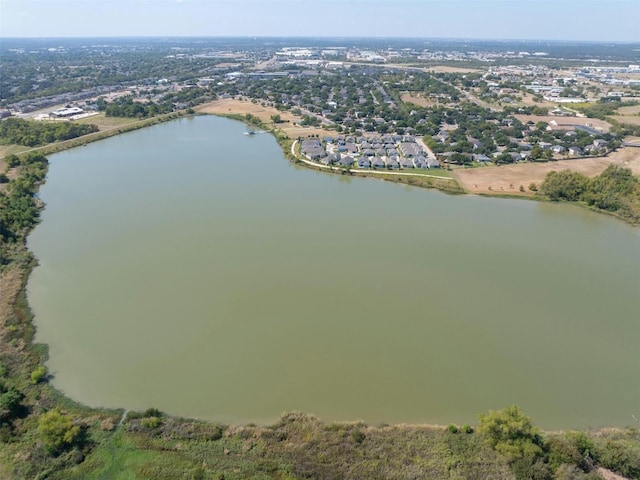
xmin=540 ymin=165 xmax=640 ymax=223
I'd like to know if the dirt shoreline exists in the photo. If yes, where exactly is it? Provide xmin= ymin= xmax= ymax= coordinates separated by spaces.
xmin=453 ymin=147 xmax=640 ymax=196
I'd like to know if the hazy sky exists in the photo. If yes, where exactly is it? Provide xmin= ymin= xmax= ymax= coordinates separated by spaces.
xmin=1 ymin=0 xmax=638 ymax=41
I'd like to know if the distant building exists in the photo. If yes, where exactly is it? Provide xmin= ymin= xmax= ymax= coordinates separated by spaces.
xmin=49 ymin=107 xmax=84 ymax=118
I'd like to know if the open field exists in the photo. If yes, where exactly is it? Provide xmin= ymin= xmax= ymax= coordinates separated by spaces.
xmin=74 ymin=112 xmax=140 ymax=130
xmin=618 ymin=104 xmax=640 ymax=116
xmin=612 ymin=115 xmax=640 ymax=126
xmin=514 ymin=114 xmax=613 ymax=131
xmin=517 ymin=93 xmax=566 ymax=110
xmin=0 ymin=144 xmax=30 ymax=160
xmin=197 ymin=98 xmax=327 ymax=138
xmin=453 ymin=146 xmax=640 ymax=195
xmin=425 ymin=65 xmax=483 ymax=74
xmin=400 ymin=92 xmax=436 ymax=107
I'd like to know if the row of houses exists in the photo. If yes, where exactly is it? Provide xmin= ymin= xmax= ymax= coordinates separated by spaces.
xmin=8 ymin=85 xmax=121 ymax=114
xmin=300 ymin=136 xmax=441 ymax=170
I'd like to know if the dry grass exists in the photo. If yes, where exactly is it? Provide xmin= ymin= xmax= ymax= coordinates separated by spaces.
xmin=518 ymin=93 xmax=564 ymax=110
xmin=197 ymin=98 xmax=327 ymax=138
xmin=74 ymin=113 xmax=139 ymax=131
xmin=453 ymin=146 xmax=640 ymax=195
xmin=617 ymin=104 xmax=640 ymax=116
xmin=425 ymin=66 xmax=483 ymax=74
xmin=400 ymin=92 xmax=436 ymax=107
xmin=597 ymin=467 xmax=630 ymax=480
xmin=0 ymin=164 xmax=21 ymax=194
xmin=0 ymin=144 xmax=30 ymax=159
xmin=0 ymin=268 xmax=23 ymax=340
xmin=611 ymin=115 xmax=640 ymax=126
xmin=514 ymin=114 xmax=613 ymax=132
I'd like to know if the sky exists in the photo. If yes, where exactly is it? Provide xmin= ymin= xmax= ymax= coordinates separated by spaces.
xmin=1 ymin=0 xmax=639 ymax=42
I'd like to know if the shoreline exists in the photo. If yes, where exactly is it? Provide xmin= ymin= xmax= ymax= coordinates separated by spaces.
xmin=3 ymin=104 xmax=638 ymax=225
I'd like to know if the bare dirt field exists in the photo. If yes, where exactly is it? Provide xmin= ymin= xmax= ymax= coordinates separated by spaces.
xmin=514 ymin=115 xmax=613 ymax=132
xmin=598 ymin=467 xmax=629 ymax=480
xmin=425 ymin=66 xmax=483 ymax=74
xmin=611 ymin=115 xmax=640 ymax=126
xmin=197 ymin=98 xmax=327 ymax=138
xmin=400 ymin=93 xmax=436 ymax=107
xmin=453 ymin=146 xmax=640 ymax=196
xmin=518 ymin=93 xmax=563 ymax=110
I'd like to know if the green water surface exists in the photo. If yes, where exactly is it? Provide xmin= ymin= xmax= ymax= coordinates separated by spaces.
xmin=27 ymin=116 xmax=640 ymax=428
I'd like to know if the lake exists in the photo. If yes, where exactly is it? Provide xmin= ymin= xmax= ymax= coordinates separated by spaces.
xmin=27 ymin=115 xmax=640 ymax=429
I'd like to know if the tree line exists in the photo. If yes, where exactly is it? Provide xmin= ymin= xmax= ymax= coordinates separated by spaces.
xmin=0 ymin=118 xmax=98 ymax=147
xmin=0 ymin=153 xmax=48 ymax=257
xmin=540 ymin=165 xmax=640 ymax=223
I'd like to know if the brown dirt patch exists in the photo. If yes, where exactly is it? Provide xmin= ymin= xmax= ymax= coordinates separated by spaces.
xmin=426 ymin=66 xmax=482 ymax=74
xmin=518 ymin=93 xmax=564 ymax=110
xmin=598 ymin=467 xmax=630 ymax=480
xmin=197 ymin=98 xmax=327 ymax=138
xmin=453 ymin=147 xmax=640 ymax=195
xmin=514 ymin=115 xmax=613 ymax=132
xmin=0 ymin=165 xmax=21 ymax=194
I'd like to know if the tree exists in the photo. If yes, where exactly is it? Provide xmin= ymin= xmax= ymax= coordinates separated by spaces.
xmin=270 ymin=114 xmax=283 ymax=124
xmin=478 ymin=405 xmax=543 ymax=460
xmin=0 ymin=388 xmax=23 ymax=420
xmin=4 ymin=154 xmax=20 ymax=168
xmin=38 ymin=409 xmax=81 ymax=454
xmin=540 ymin=170 xmax=589 ymax=201
xmin=530 ymin=145 xmax=544 ymax=161
xmin=495 ymin=152 xmax=515 ymax=165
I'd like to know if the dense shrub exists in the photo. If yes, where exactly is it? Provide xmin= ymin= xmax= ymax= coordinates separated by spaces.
xmin=596 ymin=439 xmax=640 ymax=478
xmin=38 ymin=410 xmax=81 ymax=454
xmin=478 ymin=405 xmax=543 ymax=460
xmin=540 ymin=165 xmax=640 ymax=223
xmin=0 ymin=117 xmax=98 ymax=147
xmin=30 ymin=365 xmax=46 ymax=384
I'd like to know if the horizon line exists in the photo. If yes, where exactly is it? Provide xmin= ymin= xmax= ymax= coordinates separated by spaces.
xmin=1 ymin=35 xmax=639 ymax=45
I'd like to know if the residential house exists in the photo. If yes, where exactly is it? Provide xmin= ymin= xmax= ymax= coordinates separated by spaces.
xmin=400 ymin=157 xmax=414 ymax=168
xmin=371 ymin=157 xmax=385 ymax=168
xmin=339 ymin=155 xmax=354 ymax=167
xmin=385 ymin=157 xmax=400 ymax=169
xmin=426 ymin=158 xmax=441 ymax=169
xmin=357 ymin=157 xmax=371 ymax=168
xmin=473 ymin=154 xmax=492 ymax=163
xmin=568 ymin=146 xmax=583 ymax=156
